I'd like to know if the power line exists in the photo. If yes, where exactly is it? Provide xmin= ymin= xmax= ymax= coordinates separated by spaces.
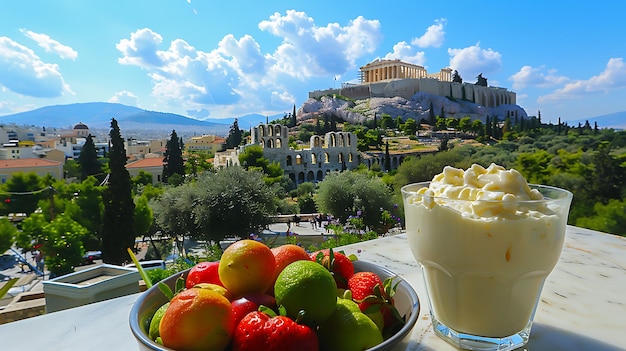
xmin=0 ymin=187 xmax=51 ymax=196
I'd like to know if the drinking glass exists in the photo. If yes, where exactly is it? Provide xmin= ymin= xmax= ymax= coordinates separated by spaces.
xmin=401 ymin=182 xmax=572 ymax=351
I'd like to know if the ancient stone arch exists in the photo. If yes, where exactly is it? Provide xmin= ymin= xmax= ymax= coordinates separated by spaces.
xmin=313 ymin=136 xmax=322 ymax=148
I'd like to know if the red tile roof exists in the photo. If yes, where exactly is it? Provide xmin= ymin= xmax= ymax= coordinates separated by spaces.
xmin=126 ymin=157 xmax=164 ymax=169
xmin=0 ymin=158 xmax=62 ymax=169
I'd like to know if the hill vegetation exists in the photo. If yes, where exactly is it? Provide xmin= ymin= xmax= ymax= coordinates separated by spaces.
xmin=0 ymin=113 xmax=624 ymax=277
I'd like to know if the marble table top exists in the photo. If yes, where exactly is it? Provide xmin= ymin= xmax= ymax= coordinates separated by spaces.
xmin=0 ymin=225 xmax=624 ymax=351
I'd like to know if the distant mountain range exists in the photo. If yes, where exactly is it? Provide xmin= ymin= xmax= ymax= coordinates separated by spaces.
xmin=0 ymin=102 xmax=279 ymax=137
xmin=567 ymin=111 xmax=626 ymax=130
xmin=0 ymin=102 xmax=623 ymax=139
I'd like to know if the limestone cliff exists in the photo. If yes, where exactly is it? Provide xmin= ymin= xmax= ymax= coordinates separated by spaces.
xmin=299 ymin=92 xmax=528 ymax=124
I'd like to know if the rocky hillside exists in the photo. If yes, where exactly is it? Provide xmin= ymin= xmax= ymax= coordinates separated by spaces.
xmin=298 ymin=92 xmax=528 ymax=124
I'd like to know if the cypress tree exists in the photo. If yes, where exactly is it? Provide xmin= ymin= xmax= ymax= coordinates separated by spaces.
xmin=162 ymin=130 xmax=185 ymax=184
xmin=101 ymin=118 xmax=135 ymax=265
xmin=78 ymin=134 xmax=102 ymax=181
xmin=384 ymin=142 xmax=391 ymax=171
xmin=225 ymin=119 xmax=243 ymax=149
xmin=428 ymin=102 xmax=436 ymax=125
xmin=291 ymin=104 xmax=297 ymax=127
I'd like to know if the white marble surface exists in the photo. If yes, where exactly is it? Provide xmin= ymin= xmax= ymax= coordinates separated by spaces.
xmin=0 ymin=225 xmax=625 ymax=351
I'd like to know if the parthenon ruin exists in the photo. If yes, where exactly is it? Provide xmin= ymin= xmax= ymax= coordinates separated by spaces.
xmin=359 ymin=59 xmax=453 ymax=83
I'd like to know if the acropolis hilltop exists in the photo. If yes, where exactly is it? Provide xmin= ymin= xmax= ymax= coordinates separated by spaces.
xmin=309 ymin=59 xmax=516 ymax=110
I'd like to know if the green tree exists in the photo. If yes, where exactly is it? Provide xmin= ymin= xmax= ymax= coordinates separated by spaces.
xmin=15 ymin=213 xmax=47 ymax=252
xmin=152 ymin=167 xmax=278 ymax=244
xmin=0 ymin=217 xmax=17 ymax=254
xmin=380 ymin=114 xmax=394 ymax=129
xmin=78 ymin=134 xmax=103 ymax=181
xmin=402 ymin=118 xmax=417 ymax=136
xmin=298 ymin=194 xmax=317 ymax=214
xmin=458 ymin=116 xmax=472 ymax=133
xmin=225 ymin=119 xmax=243 ymax=149
xmin=185 ymin=150 xmax=214 ymax=176
xmin=576 ymin=199 xmax=626 ymax=236
xmin=436 ymin=116 xmax=447 ymax=130
xmin=162 ymin=130 xmax=185 ymax=184
xmin=384 ymin=142 xmax=391 ymax=171
xmin=239 ymin=145 xmax=270 ymax=171
xmin=315 ymin=171 xmax=393 ymax=233
xmin=63 ymin=159 xmax=81 ymax=179
xmin=101 ymin=118 xmax=136 ymax=265
xmin=471 ymin=119 xmax=484 ymax=136
xmin=132 ymin=171 xmax=153 ymax=187
xmin=393 ymin=149 xmax=468 ymax=189
xmin=516 ymin=150 xmax=552 ymax=184
xmin=150 ymin=182 xmax=197 ymax=252
xmin=42 ymin=213 xmax=88 ymax=277
xmin=134 ymin=195 xmax=153 ymax=238
xmin=296 ymin=182 xmax=315 ymax=197
xmin=1 ymin=172 xmax=46 ymax=215
xmin=63 ymin=177 xmax=104 ymax=250
xmin=394 ymin=116 xmax=404 ymax=130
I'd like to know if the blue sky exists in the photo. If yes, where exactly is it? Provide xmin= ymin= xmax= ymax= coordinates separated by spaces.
xmin=1 ymin=0 xmax=625 ymax=124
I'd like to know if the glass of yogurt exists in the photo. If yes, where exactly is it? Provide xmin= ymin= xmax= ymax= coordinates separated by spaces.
xmin=401 ymin=164 xmax=573 ymax=351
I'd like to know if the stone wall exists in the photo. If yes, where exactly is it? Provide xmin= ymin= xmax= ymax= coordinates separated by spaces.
xmin=310 ymin=78 xmax=516 ymax=109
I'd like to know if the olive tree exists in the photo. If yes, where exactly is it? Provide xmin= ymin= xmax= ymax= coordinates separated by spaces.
xmin=315 ymin=171 xmax=393 ymax=233
xmin=152 ymin=166 xmax=278 ymax=245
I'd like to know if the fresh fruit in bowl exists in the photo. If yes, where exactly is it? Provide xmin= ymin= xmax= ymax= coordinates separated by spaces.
xmin=129 ymin=241 xmax=420 ymax=351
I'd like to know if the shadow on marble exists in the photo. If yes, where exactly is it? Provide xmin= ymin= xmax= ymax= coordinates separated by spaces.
xmin=527 ymin=323 xmax=624 ymax=351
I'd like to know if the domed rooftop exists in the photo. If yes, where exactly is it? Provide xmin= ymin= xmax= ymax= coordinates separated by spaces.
xmin=73 ymin=122 xmax=89 ymax=130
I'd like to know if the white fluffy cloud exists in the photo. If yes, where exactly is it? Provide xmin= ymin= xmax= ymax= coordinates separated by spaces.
xmin=538 ymin=58 xmax=626 ymax=103
xmin=108 ymin=90 xmax=139 ymax=107
xmin=448 ymin=43 xmax=502 ymax=82
xmin=116 ymin=11 xmax=383 ymax=116
xmin=382 ymin=42 xmax=426 ymax=66
xmin=259 ymin=11 xmax=382 ymax=78
xmin=510 ymin=65 xmax=569 ymax=90
xmin=21 ymin=29 xmax=77 ymax=60
xmin=411 ymin=18 xmax=446 ymax=48
xmin=0 ymin=36 xmax=72 ymax=98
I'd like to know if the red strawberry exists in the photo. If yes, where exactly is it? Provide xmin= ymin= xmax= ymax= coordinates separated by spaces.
xmin=232 ymin=308 xmax=319 ymax=351
xmin=310 ymin=248 xmax=354 ymax=289
xmin=347 ymin=271 xmax=405 ymax=337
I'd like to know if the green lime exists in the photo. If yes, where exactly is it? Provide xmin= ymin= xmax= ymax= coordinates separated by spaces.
xmin=148 ymin=302 xmax=169 ymax=341
xmin=318 ymin=298 xmax=384 ymax=351
xmin=274 ymin=260 xmax=337 ymax=325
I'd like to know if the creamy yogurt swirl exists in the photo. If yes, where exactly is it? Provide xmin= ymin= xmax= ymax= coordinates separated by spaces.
xmin=415 ymin=163 xmax=546 ymax=218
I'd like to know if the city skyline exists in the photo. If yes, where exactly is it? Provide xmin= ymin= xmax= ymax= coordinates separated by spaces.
xmin=1 ymin=1 xmax=625 ymax=125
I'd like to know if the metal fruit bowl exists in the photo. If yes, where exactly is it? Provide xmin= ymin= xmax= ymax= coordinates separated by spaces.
xmin=129 ymin=259 xmax=420 ymax=351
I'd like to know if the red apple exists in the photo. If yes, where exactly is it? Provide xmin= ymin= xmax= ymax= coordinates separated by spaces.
xmin=186 ymin=261 xmax=223 ymax=289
